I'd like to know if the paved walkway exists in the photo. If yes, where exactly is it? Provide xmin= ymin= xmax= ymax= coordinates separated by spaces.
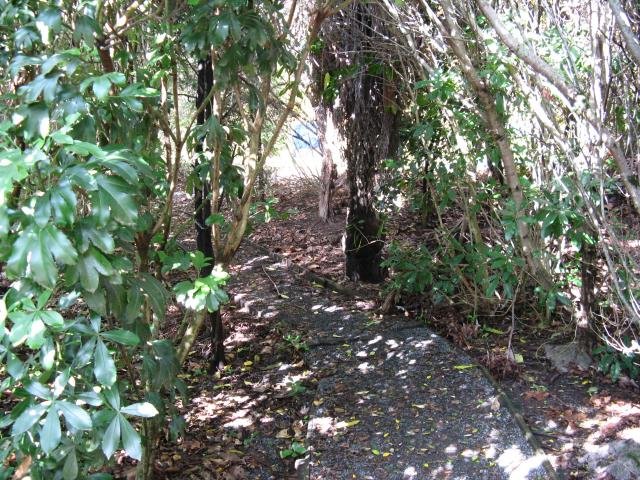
xmin=231 ymin=247 xmax=553 ymax=480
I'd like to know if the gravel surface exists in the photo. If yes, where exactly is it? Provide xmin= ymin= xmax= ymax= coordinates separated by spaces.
xmin=230 ymin=247 xmax=552 ymax=480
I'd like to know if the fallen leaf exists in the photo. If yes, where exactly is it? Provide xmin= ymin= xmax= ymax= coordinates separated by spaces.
xmin=453 ymin=364 xmax=476 ymax=370
xmin=523 ymin=390 xmax=549 ymax=401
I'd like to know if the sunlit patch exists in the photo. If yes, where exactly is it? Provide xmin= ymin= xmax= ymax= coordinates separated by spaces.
xmin=483 ymin=443 xmax=497 ymax=459
xmin=497 ymin=446 xmax=546 ymax=479
xmin=413 ymin=339 xmax=434 ymax=349
xmin=619 ymin=427 xmax=640 ymax=441
xmin=368 ymin=335 xmax=383 ymax=345
xmin=386 ymin=339 xmax=400 ymax=349
xmin=358 ymin=362 xmax=373 ymax=374
xmin=402 ymin=466 xmax=417 ymax=478
xmin=223 ymin=410 xmax=254 ymax=429
xmin=444 ymin=444 xmax=457 ymax=455
xmin=308 ymin=416 xmax=334 ymax=435
xmin=356 ymin=350 xmax=368 ymax=358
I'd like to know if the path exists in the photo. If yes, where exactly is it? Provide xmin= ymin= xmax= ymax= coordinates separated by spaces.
xmin=228 ymin=245 xmax=554 ymax=480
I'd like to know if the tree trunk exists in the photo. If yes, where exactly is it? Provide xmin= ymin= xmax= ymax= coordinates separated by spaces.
xmin=317 ymin=105 xmax=337 ymax=222
xmin=194 ymin=55 xmax=225 ymax=369
xmin=195 ymin=56 xmax=215 ymax=264
xmin=325 ymin=2 xmax=401 ymax=282
xmin=434 ymin=0 xmax=552 ymax=288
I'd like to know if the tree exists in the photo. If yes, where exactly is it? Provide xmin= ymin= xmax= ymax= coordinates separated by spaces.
xmin=317 ymin=1 xmax=401 ymax=282
xmin=0 ymin=0 xmax=327 ymax=477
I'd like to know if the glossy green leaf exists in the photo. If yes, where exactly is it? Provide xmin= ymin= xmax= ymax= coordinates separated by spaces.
xmin=94 ymin=338 xmax=116 ymax=386
xmin=102 ymin=415 xmax=120 ymax=459
xmin=73 ymin=337 xmax=96 ymax=368
xmin=76 ymin=247 xmax=114 ymax=293
xmin=120 ymin=402 xmax=158 ymax=418
xmin=135 ymin=274 xmax=169 ymax=321
xmin=119 ymin=415 xmax=142 ymax=460
xmin=39 ymin=310 xmax=64 ymax=328
xmin=41 ymin=408 xmax=61 ymax=454
xmin=40 ymin=337 xmax=56 ymax=370
xmin=96 ymin=174 xmax=138 ymax=225
xmin=7 ymin=225 xmax=77 ymax=289
xmin=24 ymin=103 xmax=50 ymax=139
xmin=62 ymin=448 xmax=78 ymax=480
xmin=57 ymin=401 xmax=92 ymax=430
xmin=101 ymin=329 xmax=140 ymax=346
xmin=12 ymin=402 xmax=47 ymax=435
xmin=73 ymin=15 xmax=97 ymax=45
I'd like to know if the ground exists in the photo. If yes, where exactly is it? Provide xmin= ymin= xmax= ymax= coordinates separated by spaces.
xmin=114 ymin=177 xmax=640 ymax=479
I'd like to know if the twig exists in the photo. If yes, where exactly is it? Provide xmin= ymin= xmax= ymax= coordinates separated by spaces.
xmin=261 ymin=264 xmax=284 ymax=298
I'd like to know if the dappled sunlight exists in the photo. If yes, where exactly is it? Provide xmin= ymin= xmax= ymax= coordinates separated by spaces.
xmin=496 ymin=446 xmax=547 ymax=480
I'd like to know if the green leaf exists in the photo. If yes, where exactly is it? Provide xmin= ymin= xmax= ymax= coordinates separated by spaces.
xmin=0 ymin=298 xmax=6 ymax=340
xmin=0 ymin=149 xmax=30 ymax=197
xmin=79 ymin=224 xmax=115 ymax=254
xmin=7 ymin=225 xmax=77 ymax=289
xmin=9 ymin=311 xmax=46 ymax=349
xmin=93 ymin=76 xmax=112 ymax=101
xmin=41 ymin=337 xmax=56 ymax=370
xmin=41 ymin=408 xmax=62 ymax=454
xmin=21 ymin=73 xmax=63 ymax=103
xmin=24 ymin=381 xmax=52 ymax=400
xmin=63 ymin=448 xmax=79 ymax=480
xmin=73 ymin=337 xmax=96 ymax=368
xmin=39 ymin=310 xmax=64 ymax=329
xmin=73 ymin=15 xmax=97 ymax=45
xmin=24 ymin=103 xmax=50 ymax=139
xmin=44 ymin=225 xmax=78 ymax=265
xmin=49 ymin=180 xmax=77 ymax=225
xmin=135 ymin=274 xmax=169 ymax=322
xmin=7 ymin=352 xmax=26 ymax=379
xmin=76 ymin=247 xmax=114 ymax=293
xmin=453 ymin=364 xmax=476 ymax=370
xmin=101 ymin=329 xmax=140 ymax=346
xmin=94 ymin=338 xmax=116 ymax=386
xmin=57 ymin=401 xmax=92 ymax=430
xmin=119 ymin=416 xmax=142 ymax=460
xmin=12 ymin=402 xmax=47 ymax=435
xmin=96 ymin=174 xmax=138 ymax=225
xmin=120 ymin=402 xmax=158 ymax=418
xmin=102 ymin=415 xmax=120 ymax=459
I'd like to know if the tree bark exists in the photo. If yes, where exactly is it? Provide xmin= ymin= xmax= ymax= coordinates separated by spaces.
xmin=324 ymin=2 xmax=401 ymax=282
xmin=316 ymin=105 xmax=337 ymax=222
xmin=194 ymin=55 xmax=225 ymax=370
xmin=195 ymin=56 xmax=215 ymax=265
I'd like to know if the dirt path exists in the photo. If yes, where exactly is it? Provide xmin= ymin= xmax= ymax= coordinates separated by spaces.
xmin=222 ymin=245 xmax=552 ymax=479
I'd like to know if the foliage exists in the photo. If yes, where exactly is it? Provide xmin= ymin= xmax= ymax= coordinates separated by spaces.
xmin=279 ymin=441 xmax=307 ymax=459
xmin=594 ymin=343 xmax=640 ymax=382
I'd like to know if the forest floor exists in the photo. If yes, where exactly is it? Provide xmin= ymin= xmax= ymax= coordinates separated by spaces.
xmin=139 ymin=178 xmax=640 ymax=480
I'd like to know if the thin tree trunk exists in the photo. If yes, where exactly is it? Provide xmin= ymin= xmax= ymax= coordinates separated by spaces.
xmin=317 ymin=105 xmax=337 ymax=222
xmin=194 ymin=56 xmax=225 ymax=370
xmin=433 ymin=0 xmax=551 ymax=287
xmin=323 ymin=2 xmax=401 ymax=282
xmin=476 ymin=0 xmax=640 ymax=216
xmin=195 ymin=56 xmax=215 ymax=264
